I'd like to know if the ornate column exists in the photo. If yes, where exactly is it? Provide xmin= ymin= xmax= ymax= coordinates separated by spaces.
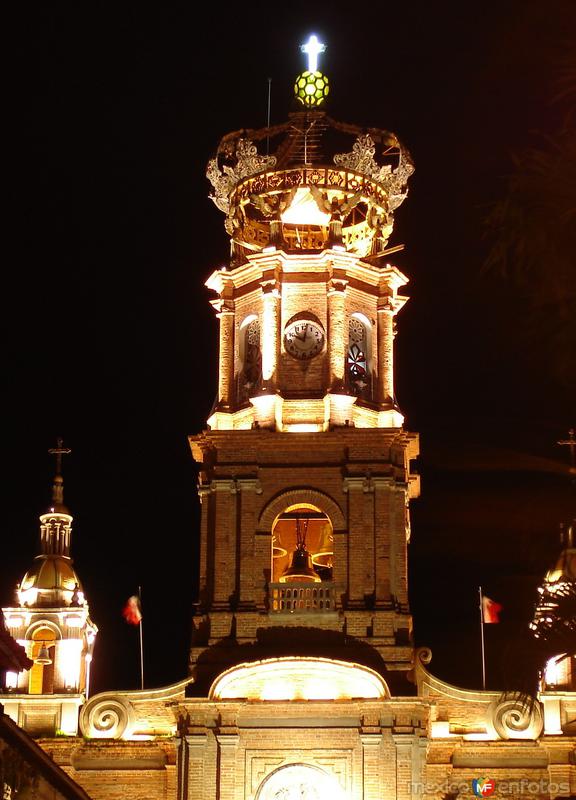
xmin=215 ymin=303 xmax=235 ymax=408
xmin=261 ymin=280 xmax=280 ymax=391
xmin=376 ymin=298 xmax=395 ymax=405
xmin=327 ymin=278 xmax=347 ymax=391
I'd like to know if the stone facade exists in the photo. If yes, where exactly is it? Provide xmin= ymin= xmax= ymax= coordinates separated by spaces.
xmin=70 ymin=652 xmax=575 ymax=800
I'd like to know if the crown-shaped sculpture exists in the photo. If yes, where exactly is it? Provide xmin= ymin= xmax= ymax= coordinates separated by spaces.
xmin=207 ymin=38 xmax=414 ymax=264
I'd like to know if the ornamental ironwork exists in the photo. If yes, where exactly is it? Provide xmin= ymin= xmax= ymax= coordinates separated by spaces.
xmin=334 ymin=133 xmax=414 ymax=210
xmin=207 ymin=138 xmax=277 ymax=214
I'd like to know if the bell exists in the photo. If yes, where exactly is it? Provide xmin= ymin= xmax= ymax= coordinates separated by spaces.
xmin=34 ymin=643 xmax=52 ymax=666
xmin=279 ymin=545 xmax=321 ymax=583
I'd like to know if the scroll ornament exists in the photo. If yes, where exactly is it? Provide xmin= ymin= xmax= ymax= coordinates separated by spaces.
xmin=490 ymin=697 xmax=544 ymax=740
xmin=80 ymin=693 xmax=135 ymax=739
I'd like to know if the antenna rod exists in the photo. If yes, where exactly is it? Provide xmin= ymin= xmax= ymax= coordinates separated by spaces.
xmin=266 ymin=78 xmax=272 ymax=154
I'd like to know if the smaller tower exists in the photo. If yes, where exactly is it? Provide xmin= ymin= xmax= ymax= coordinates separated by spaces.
xmin=2 ymin=441 xmax=97 ymax=736
xmin=532 ymin=520 xmax=575 ymax=692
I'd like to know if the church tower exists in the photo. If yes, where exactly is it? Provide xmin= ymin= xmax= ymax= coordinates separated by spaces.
xmin=2 ymin=441 xmax=97 ymax=736
xmin=189 ymin=40 xmax=420 ymax=692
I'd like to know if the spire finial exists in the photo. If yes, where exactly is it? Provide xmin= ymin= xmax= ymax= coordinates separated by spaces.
xmin=557 ymin=427 xmax=576 ymax=474
xmin=295 ymin=36 xmax=330 ymax=108
xmin=48 ymin=437 xmax=71 ymax=508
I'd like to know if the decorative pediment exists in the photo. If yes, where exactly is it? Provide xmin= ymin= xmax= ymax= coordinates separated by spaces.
xmin=209 ymin=657 xmax=389 ymax=701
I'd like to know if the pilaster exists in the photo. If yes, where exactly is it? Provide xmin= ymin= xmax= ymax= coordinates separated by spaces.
xmin=237 ymin=478 xmax=262 ymax=609
xmin=376 ymin=300 xmax=395 ymax=405
xmin=254 ymin=530 xmax=271 ymax=611
xmin=327 ymin=278 xmax=348 ymax=391
xmin=197 ymin=485 xmax=211 ymax=606
xmin=215 ymin=305 xmax=235 ymax=408
xmin=360 ymin=731 xmax=382 ymax=800
xmin=179 ymin=733 xmax=208 ymax=800
xmin=215 ymin=730 xmax=239 ymax=800
xmin=392 ymin=736 xmax=414 ymax=800
xmin=373 ymin=478 xmax=392 ymax=605
xmin=212 ymin=480 xmax=238 ymax=609
xmin=343 ymin=477 xmax=372 ymax=607
xmin=261 ymin=280 xmax=280 ymax=391
xmin=391 ymin=487 xmax=409 ymax=610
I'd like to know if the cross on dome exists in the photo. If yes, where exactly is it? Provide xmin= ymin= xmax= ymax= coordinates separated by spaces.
xmin=48 ymin=436 xmax=71 ymax=477
xmin=301 ymin=35 xmax=325 ymax=73
xmin=48 ymin=437 xmax=71 ymax=509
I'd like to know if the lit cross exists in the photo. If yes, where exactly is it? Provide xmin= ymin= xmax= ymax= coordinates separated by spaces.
xmin=301 ymin=35 xmax=326 ymax=73
xmin=48 ymin=437 xmax=71 ymax=477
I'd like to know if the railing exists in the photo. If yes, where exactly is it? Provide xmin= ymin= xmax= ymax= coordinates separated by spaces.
xmin=269 ymin=582 xmax=336 ymax=613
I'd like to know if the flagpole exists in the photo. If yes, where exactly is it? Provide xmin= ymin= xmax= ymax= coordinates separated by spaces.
xmin=479 ymin=585 xmax=486 ymax=690
xmin=138 ymin=585 xmax=144 ymax=690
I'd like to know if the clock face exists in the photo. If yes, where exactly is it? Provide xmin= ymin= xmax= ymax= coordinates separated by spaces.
xmin=284 ymin=320 xmax=325 ymax=360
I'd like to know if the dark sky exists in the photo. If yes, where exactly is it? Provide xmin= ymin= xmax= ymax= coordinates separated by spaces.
xmin=4 ymin=2 xmax=575 ymax=695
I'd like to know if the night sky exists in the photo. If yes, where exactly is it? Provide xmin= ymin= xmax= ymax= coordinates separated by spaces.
xmin=4 ymin=3 xmax=575 ymax=696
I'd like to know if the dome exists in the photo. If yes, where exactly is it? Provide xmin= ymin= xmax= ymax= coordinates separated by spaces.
xmin=18 ymin=555 xmax=84 ymax=608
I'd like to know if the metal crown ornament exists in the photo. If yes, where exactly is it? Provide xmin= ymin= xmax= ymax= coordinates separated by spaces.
xmin=206 ymin=36 xmax=414 ymax=263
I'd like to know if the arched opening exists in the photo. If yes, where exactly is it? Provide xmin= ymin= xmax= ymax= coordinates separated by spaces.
xmin=29 ymin=626 xmax=57 ymax=694
xmin=255 ymin=763 xmax=346 ymax=800
xmin=270 ymin=504 xmax=334 ymax=613
xmin=347 ymin=312 xmax=372 ymax=399
xmin=238 ymin=314 xmax=262 ymax=401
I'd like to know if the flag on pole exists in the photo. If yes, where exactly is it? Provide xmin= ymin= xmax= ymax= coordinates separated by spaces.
xmin=482 ymin=595 xmax=502 ymax=624
xmin=122 ymin=595 xmax=142 ymax=625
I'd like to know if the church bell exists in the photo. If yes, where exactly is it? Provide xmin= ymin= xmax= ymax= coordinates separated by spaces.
xmin=279 ymin=544 xmax=321 ymax=583
xmin=34 ymin=642 xmax=52 ymax=666
xmin=279 ymin=518 xmax=321 ymax=583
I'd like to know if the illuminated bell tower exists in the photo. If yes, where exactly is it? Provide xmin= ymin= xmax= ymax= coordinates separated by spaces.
xmin=190 ymin=39 xmax=420 ymax=692
xmin=2 ymin=440 xmax=97 ymax=736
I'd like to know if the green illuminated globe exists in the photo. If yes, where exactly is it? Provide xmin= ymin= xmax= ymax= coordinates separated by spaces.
xmin=294 ymin=70 xmax=330 ymax=107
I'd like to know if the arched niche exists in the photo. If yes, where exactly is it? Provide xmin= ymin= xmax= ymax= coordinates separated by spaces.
xmin=28 ymin=625 xmax=57 ymax=694
xmin=347 ymin=311 xmax=372 ymax=398
xmin=238 ymin=313 xmax=262 ymax=400
xmin=258 ymin=489 xmax=345 ymax=533
xmin=255 ymin=762 xmax=347 ymax=800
